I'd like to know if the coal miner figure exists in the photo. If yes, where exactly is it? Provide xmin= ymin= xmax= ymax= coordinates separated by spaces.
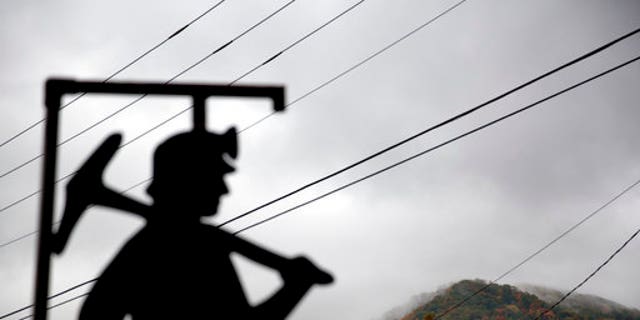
xmin=53 ymin=129 xmax=333 ymax=319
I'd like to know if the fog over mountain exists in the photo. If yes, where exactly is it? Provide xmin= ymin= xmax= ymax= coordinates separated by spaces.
xmin=377 ymin=280 xmax=640 ymax=320
xmin=518 ymin=283 xmax=640 ymax=316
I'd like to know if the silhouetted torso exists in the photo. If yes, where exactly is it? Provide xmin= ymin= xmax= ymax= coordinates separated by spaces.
xmin=81 ymin=218 xmax=253 ymax=319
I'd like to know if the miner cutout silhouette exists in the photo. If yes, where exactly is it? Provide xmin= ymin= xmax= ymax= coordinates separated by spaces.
xmin=42 ymin=80 xmax=333 ymax=320
xmin=55 ymin=129 xmax=333 ymax=319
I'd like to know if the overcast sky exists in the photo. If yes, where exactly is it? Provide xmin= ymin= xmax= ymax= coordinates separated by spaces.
xmin=1 ymin=0 xmax=640 ymax=319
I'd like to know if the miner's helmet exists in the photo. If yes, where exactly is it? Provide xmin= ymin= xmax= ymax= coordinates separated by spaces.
xmin=146 ymin=128 xmax=237 ymax=200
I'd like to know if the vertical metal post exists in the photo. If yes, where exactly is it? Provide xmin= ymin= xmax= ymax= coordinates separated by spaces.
xmin=193 ymin=95 xmax=206 ymax=132
xmin=34 ymin=83 xmax=61 ymax=320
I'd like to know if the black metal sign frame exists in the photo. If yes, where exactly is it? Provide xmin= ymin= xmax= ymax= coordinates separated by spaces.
xmin=35 ymin=79 xmax=285 ymax=320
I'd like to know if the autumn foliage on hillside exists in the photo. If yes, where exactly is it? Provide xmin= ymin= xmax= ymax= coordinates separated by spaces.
xmin=400 ymin=280 xmax=640 ymax=320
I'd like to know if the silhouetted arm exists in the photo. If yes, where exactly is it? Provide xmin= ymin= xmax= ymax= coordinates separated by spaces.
xmin=219 ymin=230 xmax=332 ymax=318
xmin=223 ymin=232 xmax=289 ymax=269
xmin=249 ymin=256 xmax=333 ymax=319
xmin=221 ymin=230 xmax=330 ymax=281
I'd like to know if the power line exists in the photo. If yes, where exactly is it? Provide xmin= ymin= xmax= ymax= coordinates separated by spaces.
xmin=532 ymin=226 xmax=640 ymax=320
xmin=0 ymin=229 xmax=38 ymax=251
xmin=17 ymin=293 xmax=89 ymax=320
xmin=0 ymin=0 xmax=227 ymax=150
xmin=229 ymin=0 xmax=367 ymax=85
xmin=0 ymin=172 xmax=266 ymax=319
xmin=0 ymin=21 xmax=636 ymax=251
xmin=232 ymin=54 xmax=640 ymax=319
xmin=64 ymin=0 xmax=366 ymax=153
xmin=1 ymin=277 xmax=94 ymax=319
xmin=0 ymin=106 xmax=186 ymax=218
xmin=0 ymin=0 xmax=368 ymax=219
xmin=157 ymin=0 xmax=299 ymax=82
xmin=0 ymin=0 xmax=367 ymax=193
xmin=219 ymin=26 xmax=640 ymax=227
xmin=0 ymin=178 xmax=151 ymax=251
xmin=239 ymin=0 xmax=469 ymax=132
xmin=4 ymin=52 xmax=638 ymax=320
xmin=432 ymin=177 xmax=640 ymax=319
xmin=0 ymin=4 xmax=365 ymax=310
xmin=3 ymin=8 xmax=638 ymax=316
xmin=233 ymin=58 xmax=640 ymax=318
xmin=229 ymin=54 xmax=640 ymax=234
xmin=0 ymin=189 xmax=42 ymax=217
xmin=0 ymin=0 xmax=464 ymax=247
xmin=0 ymin=0 xmax=308 ymax=213
xmin=0 ymin=180 xmax=151 ymax=319
xmin=141 ymin=0 xmax=469 ymax=214
xmin=11 ymin=32 xmax=640 ymax=320
xmin=0 ymin=0 xmax=298 ymax=181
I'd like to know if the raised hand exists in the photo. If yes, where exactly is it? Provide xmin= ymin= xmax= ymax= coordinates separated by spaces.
xmin=283 ymin=256 xmax=334 ymax=285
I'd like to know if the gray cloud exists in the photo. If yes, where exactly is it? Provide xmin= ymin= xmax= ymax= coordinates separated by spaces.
xmin=1 ymin=0 xmax=640 ymax=319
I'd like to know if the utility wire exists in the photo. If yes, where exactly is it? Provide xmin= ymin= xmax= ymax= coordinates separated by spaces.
xmin=0 ymin=105 xmax=183 ymax=225
xmin=0 ymin=229 xmax=39 ymax=250
xmin=0 ymin=179 xmax=151 ymax=319
xmin=0 ymin=22 xmax=636 ymax=250
xmin=229 ymin=54 xmax=640 ymax=234
xmin=17 ymin=293 xmax=89 ymax=320
xmin=219 ymin=26 xmax=640 ymax=227
xmin=229 ymin=0 xmax=366 ymax=85
xmin=0 ymin=0 xmax=227 ymax=150
xmin=4 ymin=53 xmax=638 ymax=320
xmin=0 ymin=4 xmax=374 ymax=313
xmin=0 ymin=189 xmax=42 ymax=217
xmin=433 ymin=177 xmax=640 ymax=319
xmin=0 ymin=0 xmax=367 ymax=219
xmin=0 ymin=0 xmax=464 ymax=245
xmin=0 ymin=0 xmax=306 ymax=212
xmin=0 ymin=178 xmax=151 ymax=251
xmin=0 ymin=277 xmax=94 ymax=319
xmin=532 ymin=227 xmax=640 ymax=320
xmin=0 ymin=0 xmax=298 ymax=181
xmin=231 ymin=55 xmax=640 ymax=317
xmin=240 ymin=0 xmax=469 ymax=133
xmin=0 ymin=0 xmax=365 ymax=190
xmin=0 ymin=105 xmax=184 ymax=217
xmin=2 ymin=6 xmax=638 ymax=314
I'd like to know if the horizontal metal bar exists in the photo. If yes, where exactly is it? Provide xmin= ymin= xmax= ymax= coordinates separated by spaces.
xmin=45 ymin=78 xmax=285 ymax=111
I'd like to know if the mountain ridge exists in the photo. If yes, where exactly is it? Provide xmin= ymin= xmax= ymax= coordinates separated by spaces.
xmin=377 ymin=279 xmax=640 ymax=320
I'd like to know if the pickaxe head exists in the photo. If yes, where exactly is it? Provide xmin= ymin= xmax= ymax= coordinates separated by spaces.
xmin=52 ymin=134 xmax=122 ymax=254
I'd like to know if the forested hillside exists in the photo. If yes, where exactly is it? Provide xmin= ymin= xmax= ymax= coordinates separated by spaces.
xmin=399 ymin=280 xmax=640 ymax=320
